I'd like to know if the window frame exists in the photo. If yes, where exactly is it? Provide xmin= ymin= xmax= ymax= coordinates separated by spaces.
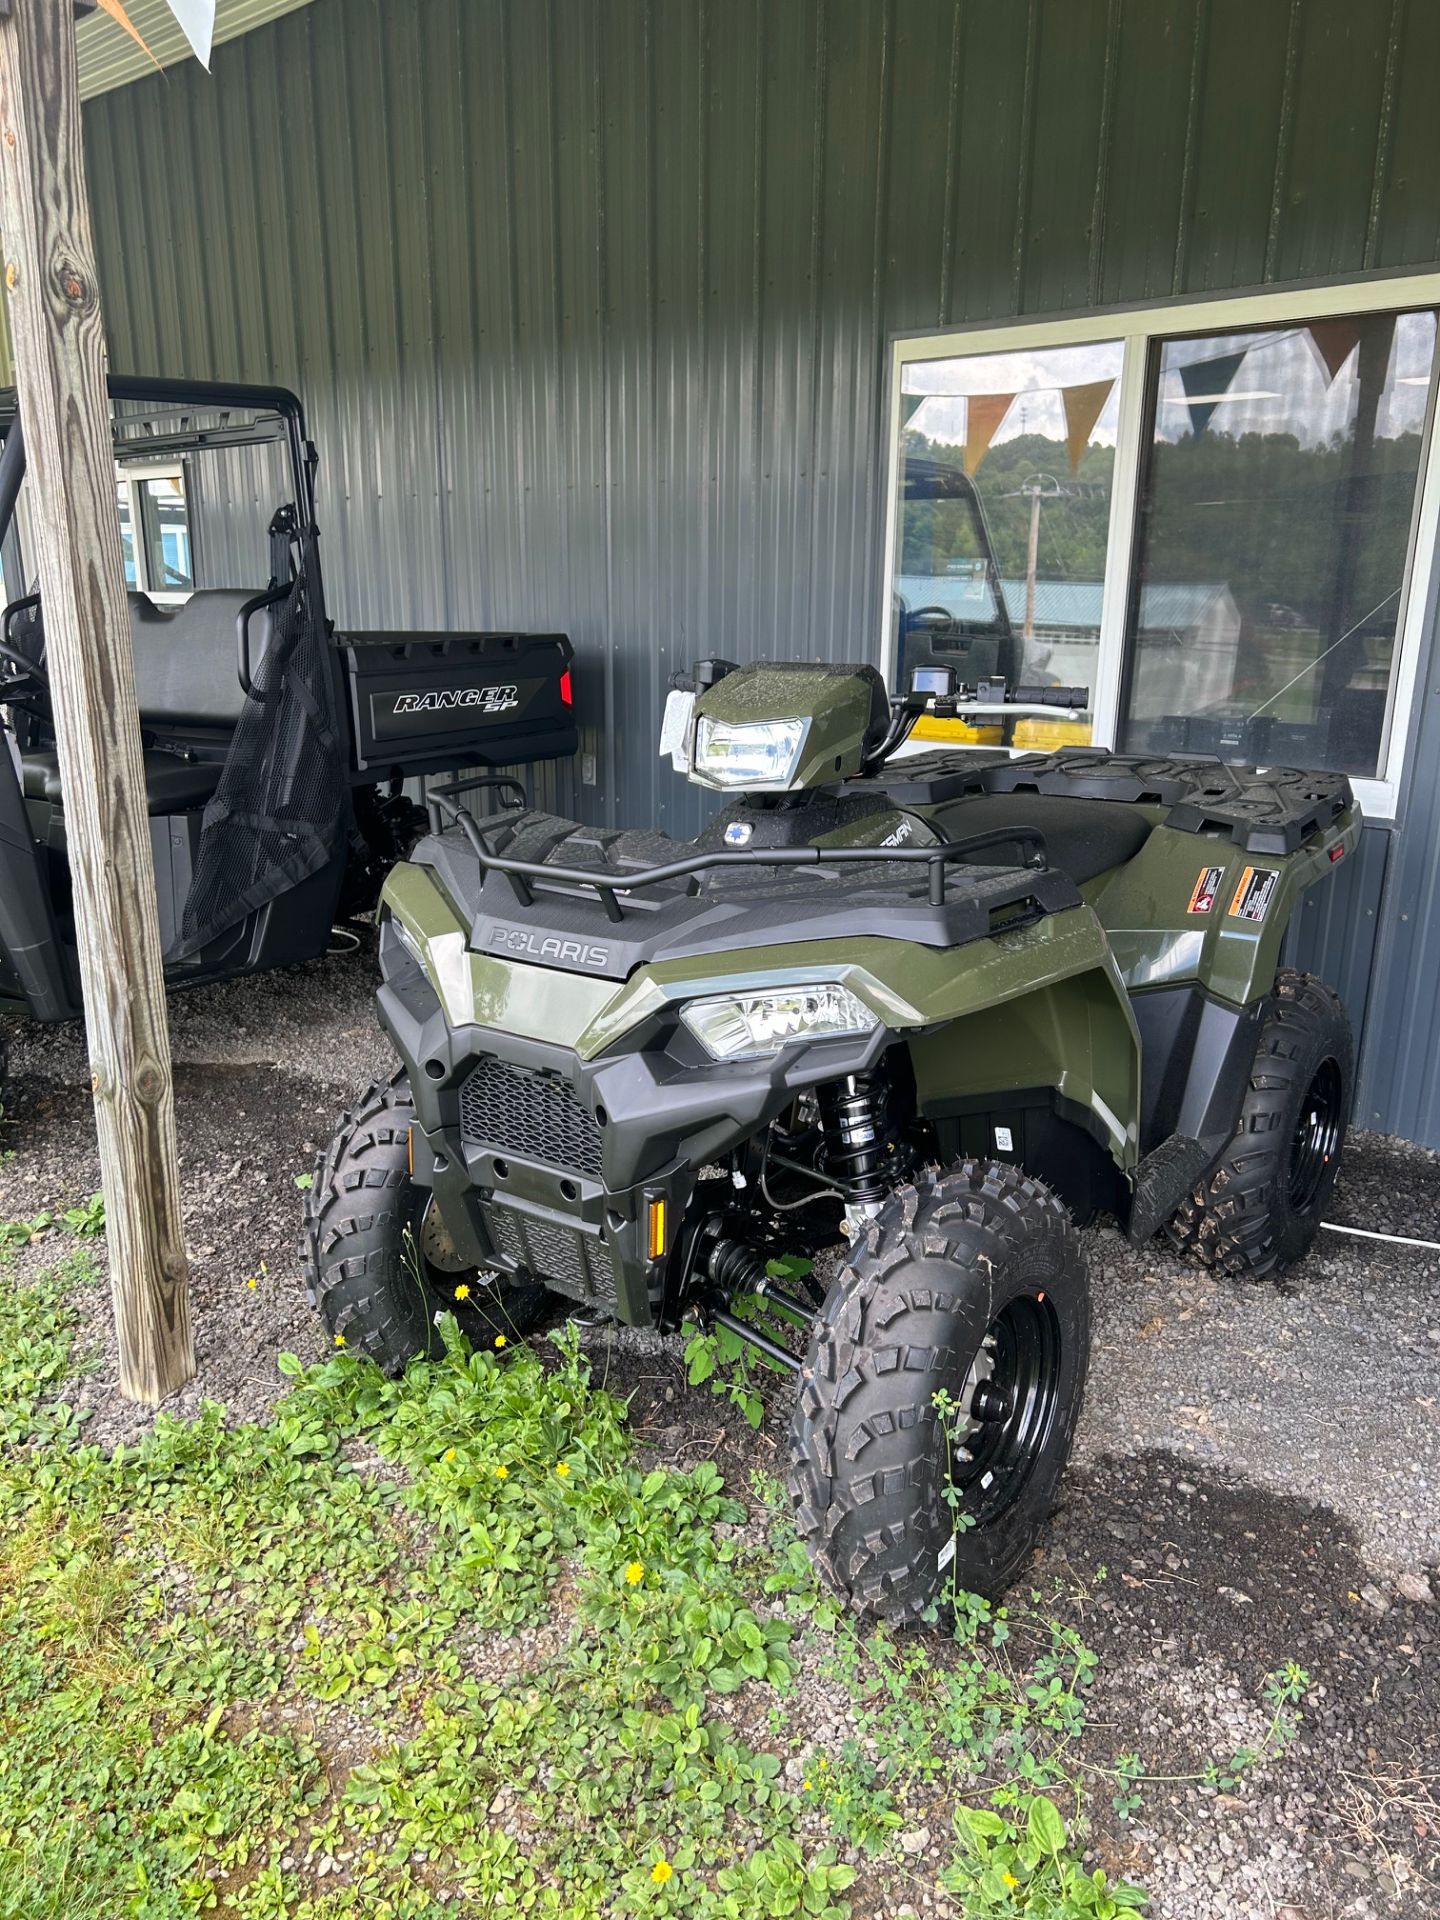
xmin=114 ymin=459 xmax=191 ymax=602
xmin=881 ymin=273 xmax=1440 ymax=821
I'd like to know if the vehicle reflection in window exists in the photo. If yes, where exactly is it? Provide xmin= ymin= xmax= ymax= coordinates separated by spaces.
xmin=1121 ymin=308 xmax=1438 ymax=776
xmin=894 ymin=341 xmax=1123 ymax=751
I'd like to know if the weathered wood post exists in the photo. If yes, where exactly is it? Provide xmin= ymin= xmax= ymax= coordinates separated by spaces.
xmin=0 ymin=0 xmax=193 ymax=1402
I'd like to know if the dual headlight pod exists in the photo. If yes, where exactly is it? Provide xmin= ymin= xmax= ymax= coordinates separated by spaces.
xmin=691 ymin=715 xmax=809 ymax=790
xmin=680 ymin=982 xmax=878 ymax=1061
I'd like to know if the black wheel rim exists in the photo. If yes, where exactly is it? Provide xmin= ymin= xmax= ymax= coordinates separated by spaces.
xmin=1289 ymin=1057 xmax=1343 ymax=1211
xmin=949 ymin=1292 xmax=1064 ymax=1528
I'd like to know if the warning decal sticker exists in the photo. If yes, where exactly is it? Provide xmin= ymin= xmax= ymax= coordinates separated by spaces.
xmin=1187 ymin=866 xmax=1224 ymax=915
xmin=1229 ymin=865 xmax=1279 ymax=923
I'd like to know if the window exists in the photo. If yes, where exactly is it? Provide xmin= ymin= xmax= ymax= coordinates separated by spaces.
xmin=894 ymin=341 xmax=1123 ymax=750
xmin=883 ymin=277 xmax=1440 ymax=817
xmin=115 ymin=480 xmax=138 ymax=588
xmin=114 ymin=464 xmax=192 ymax=597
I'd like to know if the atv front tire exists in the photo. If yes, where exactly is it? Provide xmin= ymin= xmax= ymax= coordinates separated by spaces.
xmin=304 ymin=1072 xmax=550 ymax=1372
xmin=787 ymin=1162 xmax=1089 ymax=1623
xmin=1166 ymin=969 xmax=1352 ymax=1280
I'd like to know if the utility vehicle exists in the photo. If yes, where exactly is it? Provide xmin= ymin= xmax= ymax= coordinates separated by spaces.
xmin=306 ymin=658 xmax=1356 ymax=1619
xmin=0 ymin=377 xmax=576 ymax=1080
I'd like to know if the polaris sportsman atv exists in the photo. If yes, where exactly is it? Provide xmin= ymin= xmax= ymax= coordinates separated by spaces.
xmin=305 ymin=658 xmax=1357 ymax=1619
xmin=0 ymin=376 xmax=576 ymax=1082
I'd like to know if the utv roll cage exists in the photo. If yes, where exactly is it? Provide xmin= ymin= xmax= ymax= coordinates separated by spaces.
xmin=1 ymin=377 xmax=323 ymax=734
xmin=0 ymin=374 xmax=578 ymax=1025
xmin=0 ymin=374 xmax=316 ymax=516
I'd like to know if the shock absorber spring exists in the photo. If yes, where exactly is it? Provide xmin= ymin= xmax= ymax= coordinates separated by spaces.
xmin=819 ymin=1070 xmax=890 ymax=1209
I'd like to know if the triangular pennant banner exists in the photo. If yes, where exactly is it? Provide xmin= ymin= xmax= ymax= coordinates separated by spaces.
xmin=1061 ymin=378 xmax=1114 ymax=472
xmin=964 ymin=392 xmax=1014 ymax=476
xmin=1178 ymin=350 xmax=1245 ymax=436
xmin=95 ymin=0 xmax=216 ymax=70
xmin=1307 ymin=318 xmax=1363 ymax=385
xmin=95 ymin=0 xmax=163 ymax=70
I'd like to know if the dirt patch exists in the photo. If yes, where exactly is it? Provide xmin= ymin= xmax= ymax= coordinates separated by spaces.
xmin=0 ymin=1053 xmax=353 ymax=1443
xmin=1038 ymin=1452 xmax=1439 ymax=1919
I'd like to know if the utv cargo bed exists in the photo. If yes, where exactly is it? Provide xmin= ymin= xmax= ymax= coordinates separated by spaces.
xmin=338 ymin=630 xmax=575 ymax=777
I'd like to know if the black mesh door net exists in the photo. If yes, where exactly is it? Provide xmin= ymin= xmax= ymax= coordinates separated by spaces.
xmin=175 ymin=517 xmax=349 ymax=957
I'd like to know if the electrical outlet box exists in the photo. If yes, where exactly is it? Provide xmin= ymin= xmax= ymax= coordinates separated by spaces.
xmin=581 ymin=753 xmax=597 ymax=786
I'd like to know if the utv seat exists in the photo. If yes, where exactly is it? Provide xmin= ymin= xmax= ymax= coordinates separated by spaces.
xmin=13 ymin=588 xmax=271 ymax=815
xmin=20 ymin=746 xmax=221 ymax=813
xmin=945 ymin=792 xmax=1154 ymax=884
xmin=129 ymin=588 xmax=267 ymax=729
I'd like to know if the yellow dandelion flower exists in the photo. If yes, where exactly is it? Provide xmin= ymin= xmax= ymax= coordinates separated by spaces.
xmin=454 ymin=1283 xmax=471 ymax=1302
xmin=246 ymin=1276 xmax=258 ymax=1289
xmin=1002 ymin=1872 xmax=1019 ymax=1889
xmin=334 ymin=1334 xmax=345 ymax=1347
xmin=802 ymin=1778 xmax=812 ymax=1791
xmin=650 ymin=1859 xmax=672 ymax=1886
xmin=555 ymin=1461 xmax=570 ymax=1477
xmin=494 ymin=1334 xmax=507 ymax=1349
xmin=624 ymin=1561 xmax=645 ymax=1586
xmin=443 ymin=1448 xmax=457 ymax=1463
xmin=818 ymin=1757 xmax=829 ymax=1772
xmin=495 ymin=1465 xmax=509 ymax=1480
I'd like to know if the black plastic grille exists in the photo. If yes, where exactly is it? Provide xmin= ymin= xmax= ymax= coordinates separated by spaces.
xmin=458 ymin=1057 xmax=603 ymax=1177
xmin=486 ymin=1206 xmax=616 ymax=1309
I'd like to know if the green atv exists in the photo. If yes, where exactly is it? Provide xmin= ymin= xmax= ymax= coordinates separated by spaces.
xmin=304 ymin=660 xmax=1357 ymax=1621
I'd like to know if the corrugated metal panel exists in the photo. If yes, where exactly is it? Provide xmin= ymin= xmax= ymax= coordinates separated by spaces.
xmin=1285 ymin=823 xmax=1392 ymax=1049
xmin=49 ymin=0 xmax=1440 ymax=1140
xmin=75 ymin=0 xmax=316 ymax=99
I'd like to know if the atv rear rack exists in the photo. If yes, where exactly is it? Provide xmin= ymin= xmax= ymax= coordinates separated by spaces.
xmin=426 ymin=786 xmax=1050 ymax=924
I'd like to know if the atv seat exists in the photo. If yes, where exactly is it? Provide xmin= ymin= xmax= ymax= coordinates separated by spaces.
xmin=943 ymin=792 xmax=1154 ymax=884
xmin=20 ymin=746 xmax=221 ymax=814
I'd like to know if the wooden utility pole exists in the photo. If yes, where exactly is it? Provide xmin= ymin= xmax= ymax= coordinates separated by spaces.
xmin=0 ymin=0 xmax=193 ymax=1402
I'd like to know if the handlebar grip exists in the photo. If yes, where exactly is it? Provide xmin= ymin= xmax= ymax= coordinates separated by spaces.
xmin=1013 ymin=684 xmax=1090 ymax=709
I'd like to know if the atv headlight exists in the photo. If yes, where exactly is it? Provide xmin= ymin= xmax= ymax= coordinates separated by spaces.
xmin=680 ymin=983 xmax=878 ymax=1060
xmin=692 ymin=715 xmax=809 ymax=789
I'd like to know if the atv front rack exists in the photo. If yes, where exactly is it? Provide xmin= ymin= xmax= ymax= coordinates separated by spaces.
xmin=426 ymin=785 xmax=1050 ymax=924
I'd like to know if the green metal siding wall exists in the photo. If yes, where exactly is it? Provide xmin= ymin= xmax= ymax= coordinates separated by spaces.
xmin=80 ymin=0 xmax=1440 ymax=1138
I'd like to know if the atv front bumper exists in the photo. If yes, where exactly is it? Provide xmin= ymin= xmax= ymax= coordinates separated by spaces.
xmin=378 ymin=920 xmax=887 ymax=1327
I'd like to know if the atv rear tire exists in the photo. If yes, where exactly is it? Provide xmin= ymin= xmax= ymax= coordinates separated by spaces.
xmin=304 ymin=1072 xmax=550 ymax=1373
xmin=787 ymin=1162 xmax=1088 ymax=1623
xmin=1166 ymin=969 xmax=1352 ymax=1280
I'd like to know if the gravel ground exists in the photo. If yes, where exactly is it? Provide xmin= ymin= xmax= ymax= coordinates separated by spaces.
xmin=2 ymin=949 xmax=1437 ymax=1919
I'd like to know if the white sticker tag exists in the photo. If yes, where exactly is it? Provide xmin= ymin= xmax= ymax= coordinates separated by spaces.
xmin=994 ymin=1126 xmax=1014 ymax=1153
xmin=658 ymin=688 xmax=695 ymax=769
xmin=938 ymin=1535 xmax=956 ymax=1572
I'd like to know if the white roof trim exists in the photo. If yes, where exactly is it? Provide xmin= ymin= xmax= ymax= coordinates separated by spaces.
xmin=77 ymin=0 xmax=316 ymax=100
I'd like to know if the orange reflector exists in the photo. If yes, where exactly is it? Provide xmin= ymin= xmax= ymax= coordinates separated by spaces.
xmin=407 ymin=1126 xmax=414 ymax=1176
xmin=647 ymin=1197 xmax=668 ymax=1262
